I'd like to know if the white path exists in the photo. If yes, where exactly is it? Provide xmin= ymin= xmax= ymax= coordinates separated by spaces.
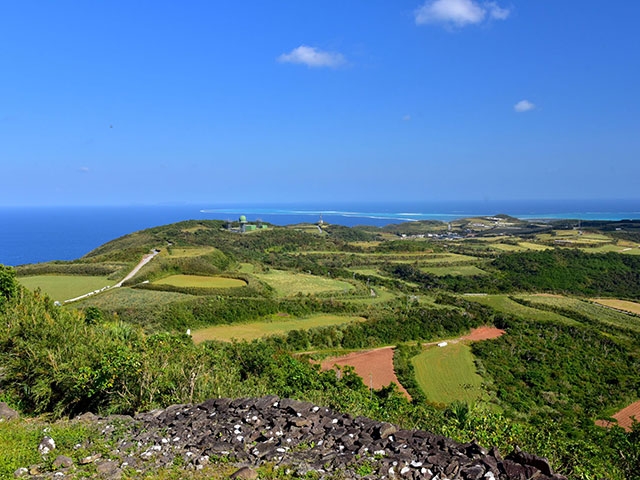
xmin=64 ymin=249 xmax=160 ymax=303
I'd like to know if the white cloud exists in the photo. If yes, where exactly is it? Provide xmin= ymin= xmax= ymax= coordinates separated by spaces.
xmin=514 ymin=100 xmax=535 ymax=112
xmin=277 ymin=45 xmax=346 ymax=68
xmin=402 ymin=114 xmax=412 ymax=121
xmin=415 ymin=0 xmax=510 ymax=27
xmin=79 ymin=166 xmax=90 ymax=173
xmin=487 ymin=1 xmax=511 ymax=20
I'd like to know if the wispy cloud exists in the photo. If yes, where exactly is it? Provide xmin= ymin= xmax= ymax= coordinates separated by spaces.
xmin=277 ymin=45 xmax=346 ymax=68
xmin=402 ymin=115 xmax=412 ymax=121
xmin=415 ymin=0 xmax=511 ymax=28
xmin=514 ymin=100 xmax=536 ymax=112
xmin=79 ymin=166 xmax=90 ymax=173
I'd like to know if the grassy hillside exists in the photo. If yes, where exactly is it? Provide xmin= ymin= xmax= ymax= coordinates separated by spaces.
xmin=4 ymin=219 xmax=640 ymax=479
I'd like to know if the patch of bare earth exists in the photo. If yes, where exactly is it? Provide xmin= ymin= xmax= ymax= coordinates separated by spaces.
xmin=596 ymin=400 xmax=640 ymax=432
xmin=460 ymin=326 xmax=505 ymax=342
xmin=319 ymin=328 xmax=505 ymax=402
xmin=320 ymin=347 xmax=412 ymax=400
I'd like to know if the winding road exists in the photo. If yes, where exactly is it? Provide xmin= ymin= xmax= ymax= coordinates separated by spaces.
xmin=64 ymin=249 xmax=160 ymax=303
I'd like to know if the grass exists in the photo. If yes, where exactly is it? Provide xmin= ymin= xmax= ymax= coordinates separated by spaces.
xmin=464 ymin=295 xmax=578 ymax=325
xmin=419 ymin=253 xmax=479 ymax=264
xmin=73 ymin=287 xmax=193 ymax=309
xmin=19 ymin=275 xmax=112 ymax=301
xmin=237 ymin=263 xmax=255 ymax=273
xmin=0 ymin=417 xmax=119 ymax=479
xmin=162 ymin=246 xmax=217 ymax=257
xmin=579 ymin=244 xmax=640 ymax=255
xmin=591 ymin=298 xmax=640 ymax=316
xmin=411 ymin=342 xmax=485 ymax=404
xmin=254 ymin=269 xmax=354 ymax=297
xmin=518 ymin=295 xmax=640 ymax=334
xmin=153 ymin=274 xmax=247 ymax=289
xmin=192 ymin=314 xmax=365 ymax=343
xmin=421 ymin=265 xmax=487 ymax=276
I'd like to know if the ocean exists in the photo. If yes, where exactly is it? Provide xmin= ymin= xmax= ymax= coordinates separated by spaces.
xmin=1 ymin=200 xmax=639 ymax=266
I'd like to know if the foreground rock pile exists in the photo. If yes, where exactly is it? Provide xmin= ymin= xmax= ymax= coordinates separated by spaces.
xmin=13 ymin=396 xmax=567 ymax=479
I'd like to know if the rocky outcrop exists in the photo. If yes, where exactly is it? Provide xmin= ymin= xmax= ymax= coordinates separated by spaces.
xmin=125 ymin=396 xmax=565 ymax=479
xmin=14 ymin=396 xmax=566 ymax=479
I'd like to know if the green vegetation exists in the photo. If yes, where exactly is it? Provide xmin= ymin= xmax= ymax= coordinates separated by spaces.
xmin=153 ymin=274 xmax=247 ymax=289
xmin=464 ymin=294 xmax=579 ymax=325
xmin=3 ymin=217 xmax=640 ymax=479
xmin=421 ymin=265 xmax=487 ymax=276
xmin=593 ymin=298 xmax=640 ymax=315
xmin=411 ymin=343 xmax=485 ymax=405
xmin=19 ymin=274 xmax=113 ymax=301
xmin=254 ymin=269 xmax=354 ymax=296
xmin=192 ymin=314 xmax=364 ymax=343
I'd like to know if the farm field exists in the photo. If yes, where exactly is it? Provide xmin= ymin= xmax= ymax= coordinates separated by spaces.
xmin=73 ymin=287 xmax=194 ymax=309
xmin=464 ymin=294 xmax=578 ymax=325
xmin=153 ymin=274 xmax=247 ymax=289
xmin=419 ymin=253 xmax=479 ymax=264
xmin=592 ymin=298 xmax=640 ymax=316
xmin=486 ymin=241 xmax=550 ymax=252
xmin=320 ymin=347 xmax=411 ymax=399
xmin=254 ymin=269 xmax=353 ymax=297
xmin=580 ymin=244 xmax=640 ymax=255
xmin=191 ymin=314 xmax=364 ymax=343
xmin=596 ymin=400 xmax=640 ymax=432
xmin=19 ymin=275 xmax=112 ymax=302
xmin=161 ymin=246 xmax=217 ymax=257
xmin=421 ymin=265 xmax=487 ymax=276
xmin=519 ymin=295 xmax=640 ymax=333
xmin=411 ymin=342 xmax=484 ymax=404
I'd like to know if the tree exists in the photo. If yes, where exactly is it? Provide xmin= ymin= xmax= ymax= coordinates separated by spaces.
xmin=0 ymin=264 xmax=18 ymax=304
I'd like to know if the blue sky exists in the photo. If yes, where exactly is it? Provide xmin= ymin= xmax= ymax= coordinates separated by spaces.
xmin=1 ymin=1 xmax=639 ymax=206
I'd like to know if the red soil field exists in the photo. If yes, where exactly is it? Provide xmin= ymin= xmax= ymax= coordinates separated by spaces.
xmin=460 ymin=326 xmax=505 ymax=341
xmin=319 ymin=327 xmax=505 ymax=402
xmin=320 ymin=347 xmax=412 ymax=400
xmin=596 ymin=400 xmax=640 ymax=432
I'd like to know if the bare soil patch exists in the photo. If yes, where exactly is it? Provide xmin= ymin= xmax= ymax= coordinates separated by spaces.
xmin=319 ymin=327 xmax=504 ymax=403
xmin=460 ymin=326 xmax=505 ymax=341
xmin=320 ymin=347 xmax=411 ymax=400
xmin=596 ymin=400 xmax=640 ymax=432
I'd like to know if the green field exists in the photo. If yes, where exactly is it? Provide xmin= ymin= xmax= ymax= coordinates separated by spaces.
xmin=411 ymin=342 xmax=485 ymax=404
xmin=73 ymin=287 xmax=194 ymax=309
xmin=162 ymin=246 xmax=217 ymax=257
xmin=579 ymin=244 xmax=640 ymax=255
xmin=592 ymin=298 xmax=640 ymax=315
xmin=421 ymin=265 xmax=487 ymax=276
xmin=192 ymin=314 xmax=364 ymax=343
xmin=518 ymin=295 xmax=640 ymax=333
xmin=420 ymin=253 xmax=479 ymax=264
xmin=465 ymin=294 xmax=578 ymax=325
xmin=153 ymin=274 xmax=247 ymax=288
xmin=19 ymin=275 xmax=112 ymax=301
xmin=254 ymin=269 xmax=354 ymax=296
xmin=487 ymin=242 xmax=551 ymax=252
